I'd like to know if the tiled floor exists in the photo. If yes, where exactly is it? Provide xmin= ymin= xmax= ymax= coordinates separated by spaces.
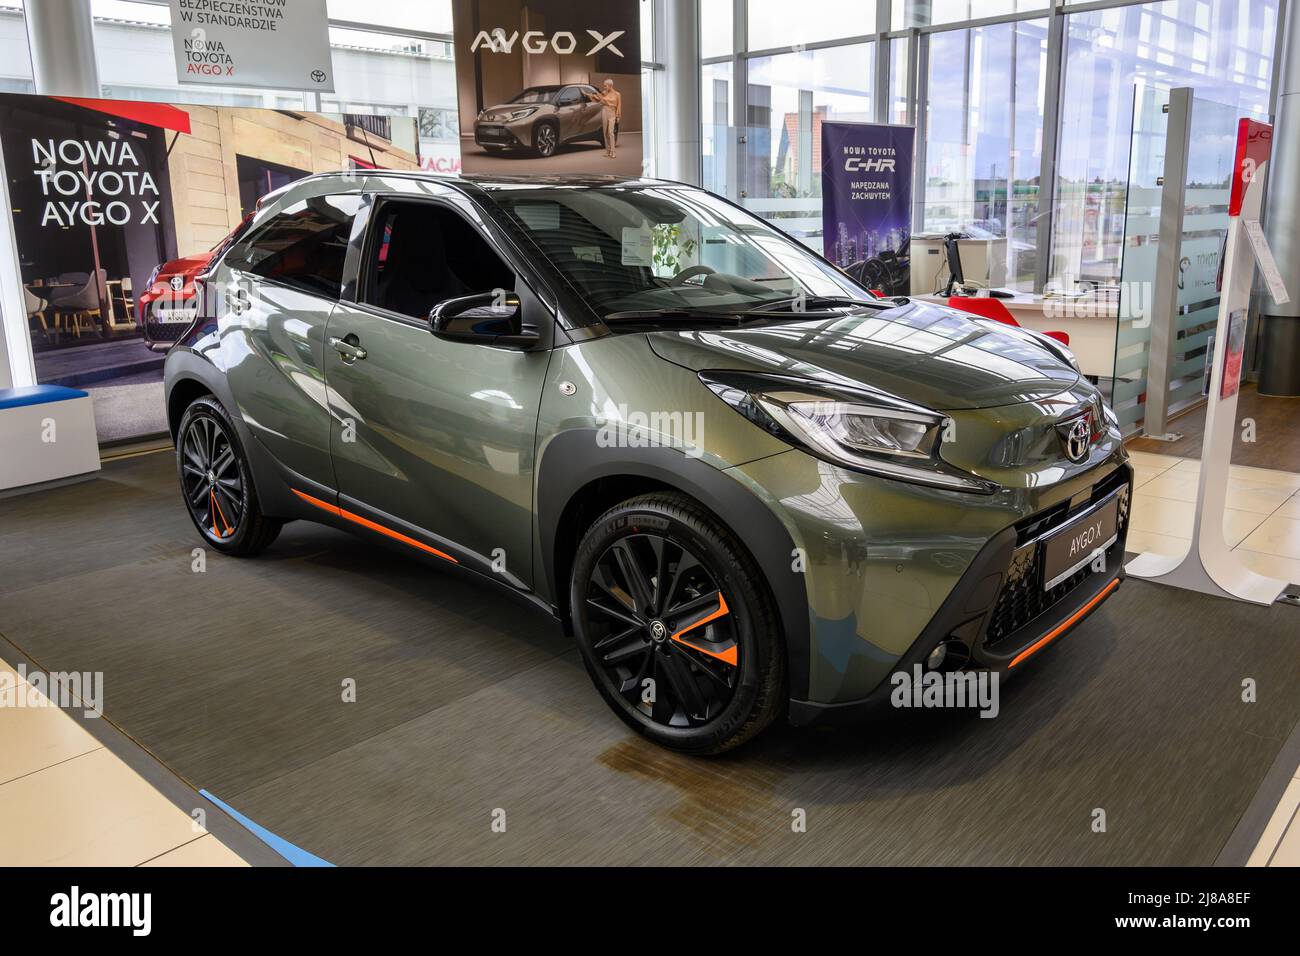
xmin=1248 ymin=767 xmax=1300 ymax=866
xmin=0 ymin=657 xmax=247 ymax=867
xmin=1126 ymin=450 xmax=1300 ymax=586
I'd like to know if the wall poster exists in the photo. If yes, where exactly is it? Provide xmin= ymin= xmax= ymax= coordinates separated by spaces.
xmin=0 ymin=92 xmax=419 ymax=442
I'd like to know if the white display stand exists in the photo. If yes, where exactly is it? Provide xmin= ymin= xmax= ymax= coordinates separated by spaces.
xmin=1126 ymin=120 xmax=1290 ymax=605
xmin=0 ymin=386 xmax=101 ymax=494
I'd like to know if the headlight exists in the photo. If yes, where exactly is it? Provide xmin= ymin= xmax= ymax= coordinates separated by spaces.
xmin=145 ymin=264 xmax=162 ymax=289
xmin=506 ymin=107 xmax=538 ymax=121
xmin=767 ymin=398 xmax=937 ymax=459
xmin=700 ymin=371 xmax=997 ymax=494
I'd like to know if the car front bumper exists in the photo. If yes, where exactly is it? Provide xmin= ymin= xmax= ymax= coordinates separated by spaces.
xmin=722 ymin=442 xmax=1132 ymax=722
xmin=474 ymin=120 xmax=531 ymax=148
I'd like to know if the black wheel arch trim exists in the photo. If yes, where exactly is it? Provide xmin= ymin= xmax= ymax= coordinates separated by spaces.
xmin=536 ymin=430 xmax=812 ymax=702
xmin=164 ymin=349 xmax=298 ymax=518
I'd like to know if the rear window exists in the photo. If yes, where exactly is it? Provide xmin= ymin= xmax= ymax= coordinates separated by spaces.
xmin=225 ymin=194 xmax=360 ymax=298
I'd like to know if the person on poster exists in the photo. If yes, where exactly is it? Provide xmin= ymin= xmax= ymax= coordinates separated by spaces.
xmin=584 ymin=79 xmax=622 ymax=160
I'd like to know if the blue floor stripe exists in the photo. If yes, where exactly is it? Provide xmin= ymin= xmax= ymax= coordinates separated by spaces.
xmin=200 ymin=789 xmax=334 ymax=867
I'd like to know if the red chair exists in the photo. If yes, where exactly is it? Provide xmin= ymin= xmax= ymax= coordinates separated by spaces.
xmin=947 ymin=296 xmax=1069 ymax=347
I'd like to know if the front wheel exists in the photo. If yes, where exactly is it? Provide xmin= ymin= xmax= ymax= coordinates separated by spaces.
xmin=534 ymin=121 xmax=559 ymax=157
xmin=570 ymin=492 xmax=785 ymax=754
xmin=176 ymin=395 xmax=282 ymax=556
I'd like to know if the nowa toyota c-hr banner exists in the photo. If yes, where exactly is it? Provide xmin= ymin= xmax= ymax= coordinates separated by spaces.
xmin=452 ymin=0 xmax=643 ymax=176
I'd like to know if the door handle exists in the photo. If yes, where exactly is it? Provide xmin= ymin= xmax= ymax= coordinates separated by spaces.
xmin=329 ymin=335 xmax=367 ymax=362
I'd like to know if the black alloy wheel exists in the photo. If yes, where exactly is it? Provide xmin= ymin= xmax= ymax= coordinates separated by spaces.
xmin=181 ymin=412 xmax=244 ymax=543
xmin=571 ymin=493 xmax=785 ymax=754
xmin=586 ymin=533 xmax=740 ymax=728
xmin=175 ymin=395 xmax=283 ymax=556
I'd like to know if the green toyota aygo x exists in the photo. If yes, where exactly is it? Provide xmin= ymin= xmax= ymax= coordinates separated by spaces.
xmin=165 ymin=172 xmax=1131 ymax=754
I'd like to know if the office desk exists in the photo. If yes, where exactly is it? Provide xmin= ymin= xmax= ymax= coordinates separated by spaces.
xmin=919 ymin=292 xmax=1119 ymax=378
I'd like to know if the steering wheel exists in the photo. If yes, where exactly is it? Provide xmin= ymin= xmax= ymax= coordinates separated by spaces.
xmin=669 ymin=264 xmax=716 ymax=286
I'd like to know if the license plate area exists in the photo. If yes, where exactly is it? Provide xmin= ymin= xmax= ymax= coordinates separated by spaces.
xmin=1041 ymin=494 xmax=1120 ymax=591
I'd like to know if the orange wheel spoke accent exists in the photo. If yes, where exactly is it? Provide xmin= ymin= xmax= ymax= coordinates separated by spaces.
xmin=669 ymin=594 xmax=737 ymax=666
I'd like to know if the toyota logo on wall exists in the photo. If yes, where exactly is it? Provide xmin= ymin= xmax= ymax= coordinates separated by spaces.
xmin=1057 ymin=416 xmax=1092 ymax=464
xmin=311 ymin=69 xmax=328 ymax=83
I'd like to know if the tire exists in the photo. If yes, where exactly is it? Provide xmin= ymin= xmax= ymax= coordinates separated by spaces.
xmin=176 ymin=394 xmax=283 ymax=556
xmin=534 ymin=121 xmax=559 ymax=158
xmin=570 ymin=492 xmax=785 ymax=754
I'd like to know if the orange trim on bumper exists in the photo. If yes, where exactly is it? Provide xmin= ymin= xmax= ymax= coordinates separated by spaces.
xmin=1008 ymin=577 xmax=1120 ymax=669
xmin=292 ymin=489 xmax=458 ymax=564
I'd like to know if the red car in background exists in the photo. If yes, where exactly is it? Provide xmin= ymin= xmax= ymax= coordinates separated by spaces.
xmin=139 ymin=215 xmax=252 ymax=351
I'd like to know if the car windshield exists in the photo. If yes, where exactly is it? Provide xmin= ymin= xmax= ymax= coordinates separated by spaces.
xmin=509 ymin=88 xmax=558 ymax=105
xmin=487 ymin=185 xmax=874 ymax=324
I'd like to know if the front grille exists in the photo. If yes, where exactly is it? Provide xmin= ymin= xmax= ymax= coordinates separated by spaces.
xmin=143 ymin=319 xmax=186 ymax=342
xmin=985 ymin=479 xmax=1130 ymax=647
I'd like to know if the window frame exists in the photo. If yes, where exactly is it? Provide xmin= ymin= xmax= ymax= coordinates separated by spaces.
xmin=346 ymin=191 xmax=558 ymax=350
xmin=224 ymin=193 xmax=363 ymax=301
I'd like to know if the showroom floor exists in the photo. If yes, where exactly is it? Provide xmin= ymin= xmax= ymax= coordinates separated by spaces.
xmin=1 ymin=448 xmax=1298 ymax=866
xmin=0 ymin=652 xmax=248 ymax=866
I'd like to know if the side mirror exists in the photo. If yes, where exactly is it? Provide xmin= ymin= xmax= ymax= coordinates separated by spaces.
xmin=428 ymin=291 xmax=537 ymax=349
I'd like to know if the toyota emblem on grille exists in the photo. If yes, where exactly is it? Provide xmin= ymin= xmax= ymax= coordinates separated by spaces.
xmin=1058 ymin=416 xmax=1092 ymax=464
xmin=170 ymin=276 xmax=184 ymax=291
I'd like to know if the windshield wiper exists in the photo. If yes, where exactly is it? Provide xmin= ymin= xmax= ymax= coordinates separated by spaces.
xmin=604 ymin=308 xmax=749 ymax=324
xmin=747 ymin=295 xmax=884 ymax=313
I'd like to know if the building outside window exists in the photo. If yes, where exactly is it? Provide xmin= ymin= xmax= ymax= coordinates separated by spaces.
xmin=922 ymin=18 xmax=1048 ymax=291
xmin=743 ymin=43 xmax=875 ymax=253
xmin=1051 ymin=0 xmax=1279 ymax=286
xmin=704 ymin=0 xmax=1281 ymax=293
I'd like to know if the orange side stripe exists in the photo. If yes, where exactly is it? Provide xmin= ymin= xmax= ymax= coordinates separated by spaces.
xmin=670 ymin=594 xmax=737 ymax=666
xmin=1008 ymin=578 xmax=1119 ymax=669
xmin=292 ymin=488 xmax=342 ymax=516
xmin=292 ymin=489 xmax=458 ymax=564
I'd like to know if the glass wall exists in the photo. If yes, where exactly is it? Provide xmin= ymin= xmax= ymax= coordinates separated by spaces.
xmin=706 ymin=0 xmax=1282 ymax=294
xmin=1052 ymin=0 xmax=1278 ymax=287
xmin=742 ymin=43 xmax=875 ymax=252
xmin=702 ymin=60 xmax=734 ymax=195
xmin=922 ymin=18 xmax=1048 ymax=290
xmin=748 ymin=0 xmax=876 ymax=51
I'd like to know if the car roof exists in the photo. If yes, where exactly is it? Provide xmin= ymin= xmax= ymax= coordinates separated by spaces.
xmin=283 ymin=169 xmax=686 ymax=193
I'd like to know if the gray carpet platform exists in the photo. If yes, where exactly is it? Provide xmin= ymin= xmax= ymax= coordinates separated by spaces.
xmin=2 ymin=451 xmax=1297 ymax=865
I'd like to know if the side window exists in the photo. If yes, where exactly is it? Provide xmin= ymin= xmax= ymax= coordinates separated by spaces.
xmin=225 ymin=194 xmax=360 ymax=298
xmin=362 ymin=200 xmax=515 ymax=321
xmin=557 ymin=87 xmax=583 ymax=106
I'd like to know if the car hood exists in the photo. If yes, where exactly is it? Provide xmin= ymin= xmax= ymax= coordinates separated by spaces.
xmin=159 ymin=251 xmax=215 ymax=277
xmin=644 ymin=299 xmax=1082 ymax=411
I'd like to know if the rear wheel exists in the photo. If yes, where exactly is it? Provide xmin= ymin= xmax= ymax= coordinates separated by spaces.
xmin=176 ymin=395 xmax=282 ymax=556
xmin=570 ymin=493 xmax=785 ymax=754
